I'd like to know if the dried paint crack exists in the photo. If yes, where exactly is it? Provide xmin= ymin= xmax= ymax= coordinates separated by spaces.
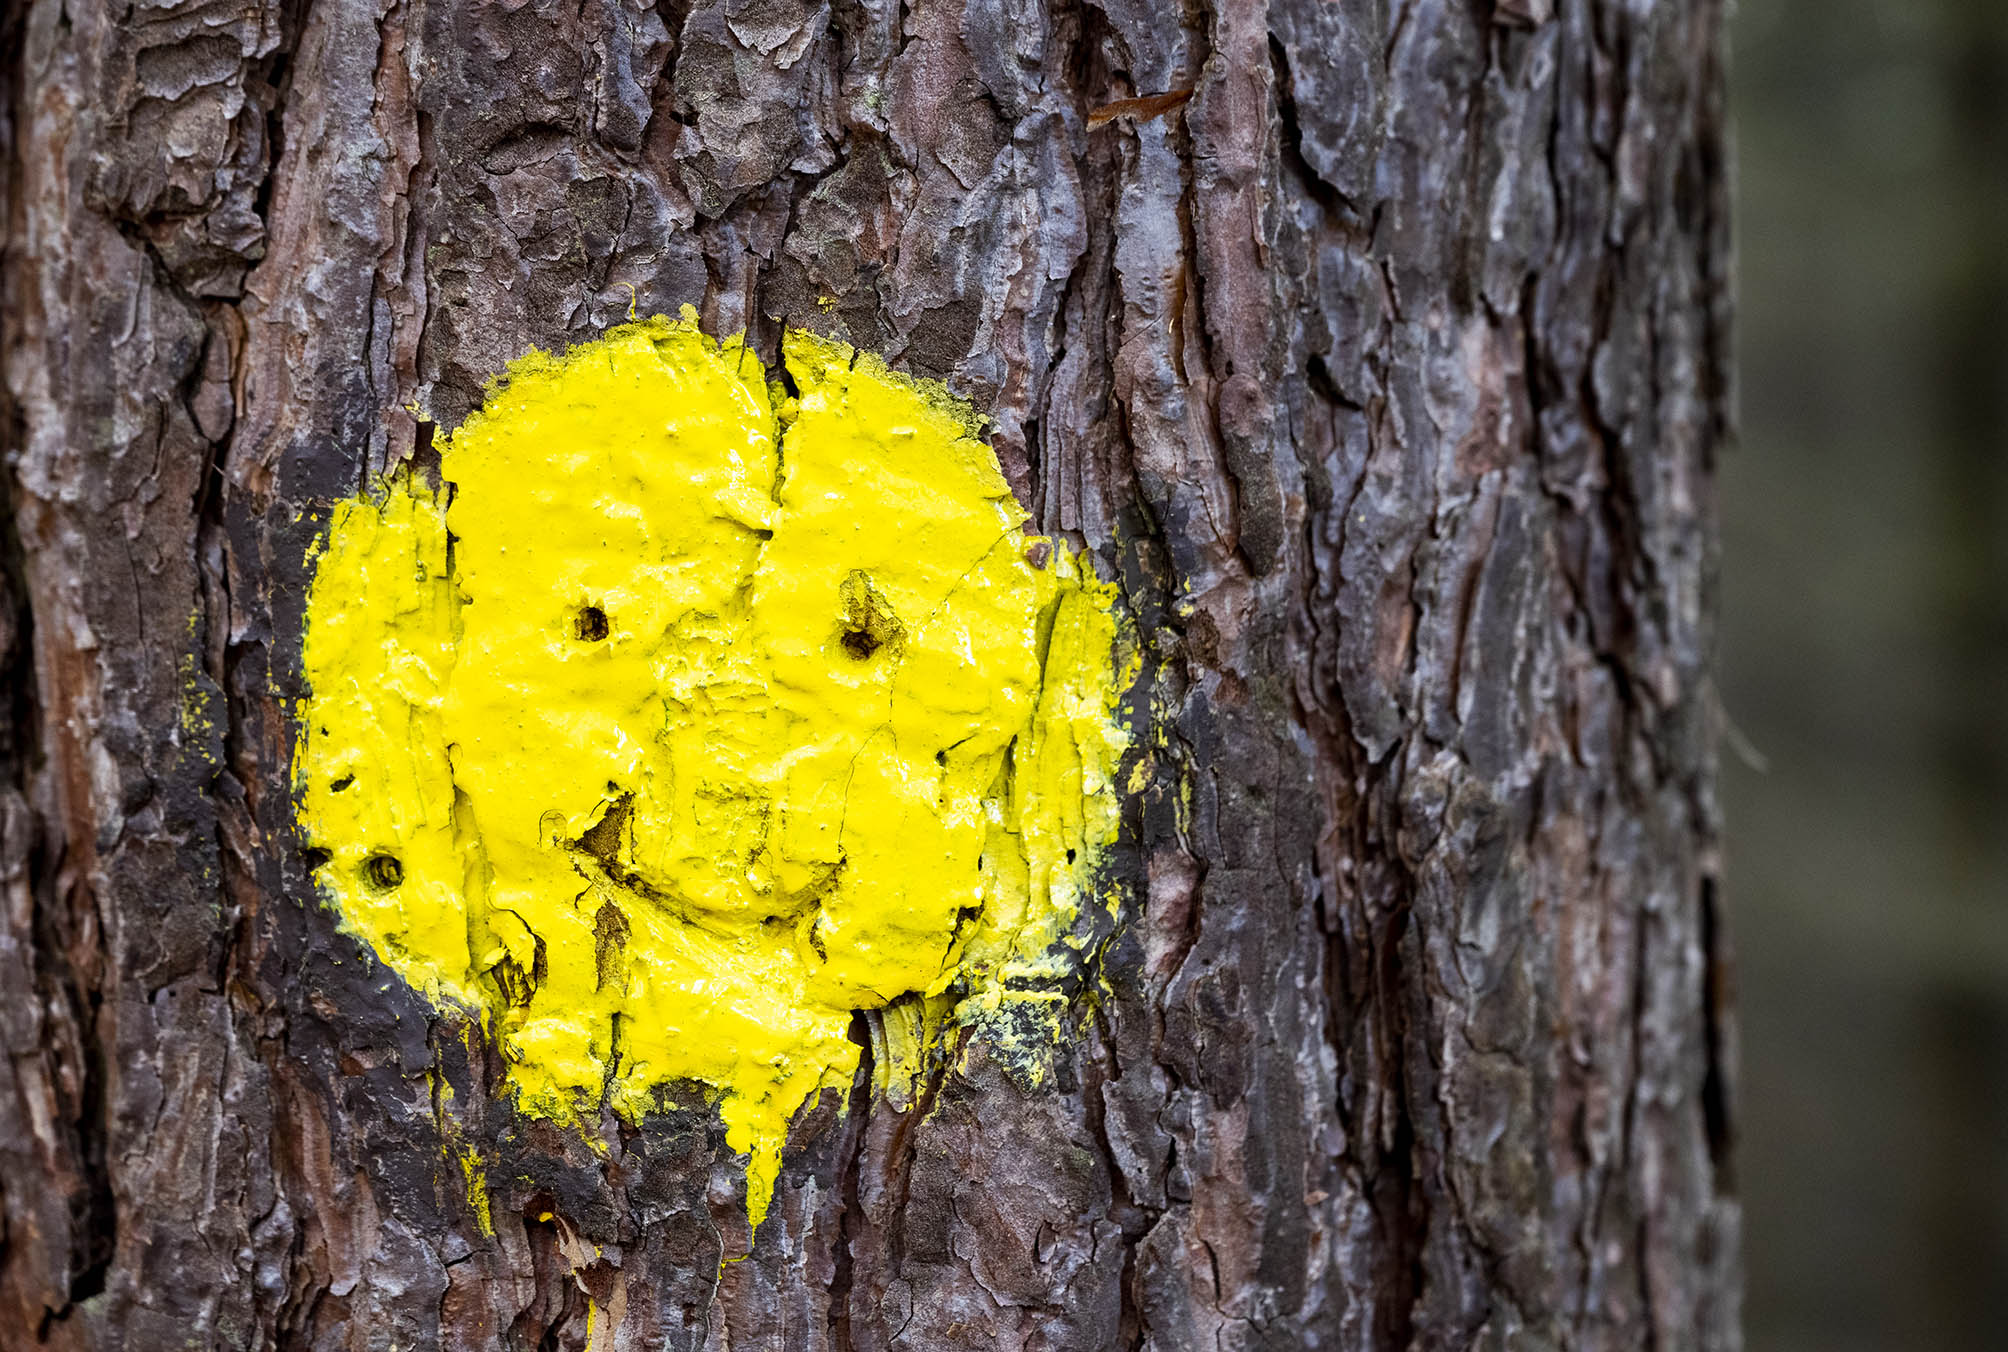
xmin=294 ymin=310 xmax=1130 ymax=1228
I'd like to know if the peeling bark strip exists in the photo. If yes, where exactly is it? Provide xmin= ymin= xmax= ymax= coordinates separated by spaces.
xmin=1085 ymin=91 xmax=1192 ymax=130
xmin=0 ymin=0 xmax=1736 ymax=1349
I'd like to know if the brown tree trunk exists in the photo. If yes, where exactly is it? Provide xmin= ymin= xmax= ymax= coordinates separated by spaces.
xmin=0 ymin=0 xmax=1737 ymax=1348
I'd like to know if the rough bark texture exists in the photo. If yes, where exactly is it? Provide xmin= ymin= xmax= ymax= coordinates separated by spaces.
xmin=0 ymin=0 xmax=1737 ymax=1348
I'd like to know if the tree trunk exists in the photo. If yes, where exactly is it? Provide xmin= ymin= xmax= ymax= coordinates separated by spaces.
xmin=0 ymin=0 xmax=1737 ymax=1348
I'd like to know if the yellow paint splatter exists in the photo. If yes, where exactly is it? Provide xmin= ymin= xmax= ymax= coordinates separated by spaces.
xmin=295 ymin=310 xmax=1128 ymax=1228
xmin=458 ymin=1143 xmax=493 ymax=1237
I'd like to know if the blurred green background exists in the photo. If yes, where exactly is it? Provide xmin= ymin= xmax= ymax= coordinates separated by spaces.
xmin=1728 ymin=0 xmax=2008 ymax=1347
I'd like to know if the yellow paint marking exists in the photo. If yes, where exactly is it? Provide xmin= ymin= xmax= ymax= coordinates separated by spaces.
xmin=296 ymin=310 xmax=1128 ymax=1228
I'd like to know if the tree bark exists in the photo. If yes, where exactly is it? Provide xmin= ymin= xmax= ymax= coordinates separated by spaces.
xmin=0 ymin=0 xmax=1737 ymax=1348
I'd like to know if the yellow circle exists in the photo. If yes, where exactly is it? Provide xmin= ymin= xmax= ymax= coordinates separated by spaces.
xmin=296 ymin=312 xmax=1127 ymax=1225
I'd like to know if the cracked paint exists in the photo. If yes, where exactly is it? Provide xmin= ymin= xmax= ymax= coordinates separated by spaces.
xmin=294 ymin=310 xmax=1129 ymax=1228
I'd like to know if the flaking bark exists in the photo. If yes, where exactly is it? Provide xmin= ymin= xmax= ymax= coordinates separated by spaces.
xmin=0 ymin=0 xmax=1737 ymax=1348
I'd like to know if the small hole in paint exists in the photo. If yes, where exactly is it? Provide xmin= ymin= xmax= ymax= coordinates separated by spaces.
xmin=304 ymin=848 xmax=332 ymax=871
xmin=934 ymin=750 xmax=947 ymax=766
xmin=330 ymin=775 xmax=354 ymax=793
xmin=836 ymin=570 xmax=902 ymax=662
xmin=1066 ymin=849 xmax=1077 ymax=864
xmin=363 ymin=853 xmax=405 ymax=892
xmin=575 ymin=606 xmax=610 ymax=642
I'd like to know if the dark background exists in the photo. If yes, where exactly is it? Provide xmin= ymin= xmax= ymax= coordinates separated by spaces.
xmin=1728 ymin=1 xmax=2008 ymax=1347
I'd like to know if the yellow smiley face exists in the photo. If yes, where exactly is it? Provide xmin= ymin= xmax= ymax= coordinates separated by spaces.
xmin=294 ymin=312 xmax=1128 ymax=1225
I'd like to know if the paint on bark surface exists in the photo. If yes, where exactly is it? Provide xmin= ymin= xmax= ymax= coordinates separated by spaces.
xmin=295 ymin=313 xmax=1129 ymax=1227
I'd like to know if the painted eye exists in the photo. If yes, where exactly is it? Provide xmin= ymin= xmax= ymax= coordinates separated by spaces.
xmin=836 ymin=570 xmax=901 ymax=661
xmin=363 ymin=853 xmax=405 ymax=892
xmin=840 ymin=623 xmax=881 ymax=660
